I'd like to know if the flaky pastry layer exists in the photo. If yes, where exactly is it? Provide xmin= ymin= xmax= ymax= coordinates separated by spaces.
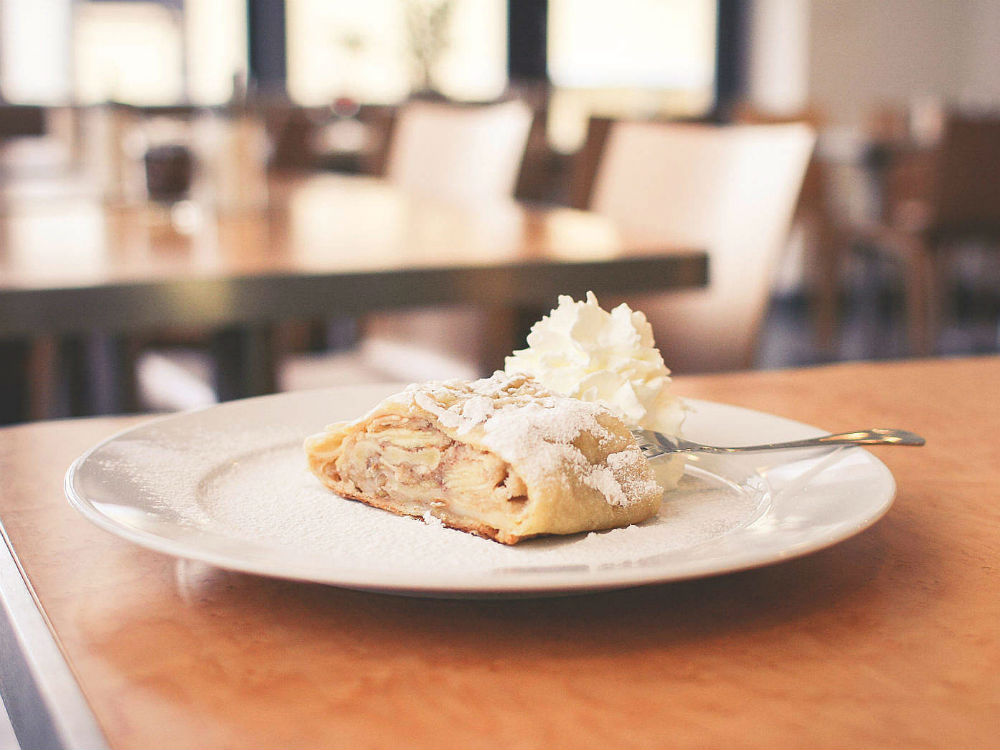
xmin=304 ymin=372 xmax=664 ymax=544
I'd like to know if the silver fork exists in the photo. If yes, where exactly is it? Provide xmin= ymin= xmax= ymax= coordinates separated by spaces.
xmin=630 ymin=427 xmax=925 ymax=458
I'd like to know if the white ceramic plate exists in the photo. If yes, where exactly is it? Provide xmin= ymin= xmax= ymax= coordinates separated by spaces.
xmin=65 ymin=385 xmax=895 ymax=597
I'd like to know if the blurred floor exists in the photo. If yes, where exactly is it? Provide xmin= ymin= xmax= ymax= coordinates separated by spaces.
xmin=758 ymin=253 xmax=1000 ymax=370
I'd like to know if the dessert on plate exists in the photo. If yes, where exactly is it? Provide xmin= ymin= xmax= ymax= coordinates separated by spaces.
xmin=304 ymin=371 xmax=662 ymax=544
xmin=305 ymin=292 xmax=686 ymax=544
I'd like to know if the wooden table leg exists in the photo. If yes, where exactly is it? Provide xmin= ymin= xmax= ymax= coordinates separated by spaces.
xmin=479 ymin=305 xmax=542 ymax=375
xmin=211 ymin=325 xmax=277 ymax=402
xmin=811 ymin=216 xmax=843 ymax=353
xmin=0 ymin=340 xmax=30 ymax=425
xmin=61 ymin=336 xmax=90 ymax=417
xmin=901 ymin=238 xmax=938 ymax=356
xmin=26 ymin=336 xmax=59 ymax=421
xmin=103 ymin=335 xmax=139 ymax=415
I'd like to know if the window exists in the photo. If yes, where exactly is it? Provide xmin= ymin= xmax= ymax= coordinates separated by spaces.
xmin=547 ymin=0 xmax=717 ymax=151
xmin=73 ymin=2 xmax=185 ymax=105
xmin=185 ymin=0 xmax=249 ymax=105
xmin=0 ymin=0 xmax=72 ymax=103
xmin=0 ymin=0 xmax=246 ymax=105
xmin=286 ymin=0 xmax=507 ymax=105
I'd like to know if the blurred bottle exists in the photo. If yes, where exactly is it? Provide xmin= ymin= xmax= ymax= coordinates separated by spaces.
xmin=81 ymin=103 xmax=137 ymax=203
xmin=193 ymin=72 xmax=270 ymax=212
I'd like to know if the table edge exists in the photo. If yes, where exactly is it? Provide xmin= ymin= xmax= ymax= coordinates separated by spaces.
xmin=0 ymin=253 xmax=708 ymax=336
xmin=0 ymin=517 xmax=108 ymax=750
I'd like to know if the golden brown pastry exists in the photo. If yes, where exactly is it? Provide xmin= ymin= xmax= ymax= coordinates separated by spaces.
xmin=304 ymin=372 xmax=663 ymax=544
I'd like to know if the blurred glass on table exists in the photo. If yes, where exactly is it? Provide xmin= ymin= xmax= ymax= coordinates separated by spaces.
xmin=192 ymin=108 xmax=270 ymax=213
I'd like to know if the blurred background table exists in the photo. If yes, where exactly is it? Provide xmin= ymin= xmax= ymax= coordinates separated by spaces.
xmin=0 ymin=173 xmax=706 ymax=419
xmin=0 ymin=356 xmax=996 ymax=749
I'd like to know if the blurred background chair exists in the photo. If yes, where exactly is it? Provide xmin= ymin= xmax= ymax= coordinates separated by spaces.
xmin=384 ymin=99 xmax=532 ymax=201
xmin=280 ymin=99 xmax=534 ymax=391
xmin=730 ymin=105 xmax=840 ymax=351
xmin=584 ymin=120 xmax=815 ymax=373
xmin=846 ymin=113 xmax=1000 ymax=355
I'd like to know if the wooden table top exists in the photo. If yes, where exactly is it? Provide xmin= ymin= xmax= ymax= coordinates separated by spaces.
xmin=1 ymin=356 xmax=997 ymax=749
xmin=0 ymin=174 xmax=706 ymax=336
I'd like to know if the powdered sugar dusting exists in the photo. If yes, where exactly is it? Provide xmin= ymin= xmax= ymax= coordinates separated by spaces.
xmin=393 ymin=371 xmax=652 ymax=507
xmin=583 ymin=465 xmax=628 ymax=506
xmin=421 ymin=509 xmax=445 ymax=527
xmin=93 ymin=423 xmax=304 ymax=528
xmin=607 ymin=449 xmax=663 ymax=500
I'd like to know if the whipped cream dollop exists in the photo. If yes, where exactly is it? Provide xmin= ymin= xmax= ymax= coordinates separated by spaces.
xmin=504 ymin=292 xmax=684 ymax=435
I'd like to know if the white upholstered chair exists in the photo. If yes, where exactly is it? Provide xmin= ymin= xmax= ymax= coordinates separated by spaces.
xmin=589 ymin=121 xmax=815 ymax=373
xmin=281 ymin=100 xmax=534 ymax=390
xmin=384 ymin=99 xmax=533 ymax=202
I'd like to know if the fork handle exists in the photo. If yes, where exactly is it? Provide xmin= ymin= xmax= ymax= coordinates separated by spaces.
xmin=686 ymin=428 xmax=926 ymax=454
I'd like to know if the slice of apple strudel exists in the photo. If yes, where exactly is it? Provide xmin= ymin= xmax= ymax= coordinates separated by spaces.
xmin=304 ymin=372 xmax=663 ymax=544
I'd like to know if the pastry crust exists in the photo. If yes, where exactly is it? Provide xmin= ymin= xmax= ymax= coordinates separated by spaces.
xmin=304 ymin=372 xmax=663 ymax=544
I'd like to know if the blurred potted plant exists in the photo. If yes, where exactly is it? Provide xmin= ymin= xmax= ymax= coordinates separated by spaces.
xmin=404 ymin=0 xmax=453 ymax=98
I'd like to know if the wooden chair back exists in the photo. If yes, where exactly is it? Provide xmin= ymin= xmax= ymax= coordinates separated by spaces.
xmin=567 ymin=116 xmax=615 ymax=210
xmin=931 ymin=114 xmax=1000 ymax=239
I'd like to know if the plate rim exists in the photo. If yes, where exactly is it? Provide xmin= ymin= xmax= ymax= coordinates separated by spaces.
xmin=64 ymin=388 xmax=897 ymax=596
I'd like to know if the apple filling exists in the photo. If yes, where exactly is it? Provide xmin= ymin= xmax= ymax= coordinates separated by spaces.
xmin=326 ymin=414 xmax=531 ymax=538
